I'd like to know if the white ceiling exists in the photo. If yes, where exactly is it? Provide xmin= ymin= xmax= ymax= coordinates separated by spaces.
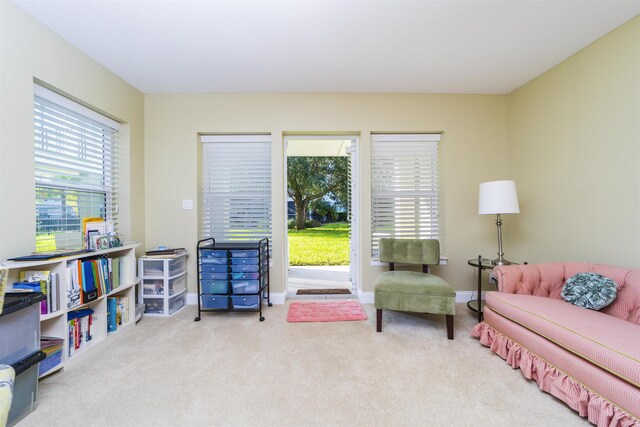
xmin=10 ymin=0 xmax=640 ymax=94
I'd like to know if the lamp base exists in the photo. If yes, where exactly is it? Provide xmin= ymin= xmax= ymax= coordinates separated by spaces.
xmin=490 ymin=257 xmax=513 ymax=266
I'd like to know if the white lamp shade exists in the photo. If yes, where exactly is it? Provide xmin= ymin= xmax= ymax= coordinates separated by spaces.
xmin=479 ymin=180 xmax=520 ymax=215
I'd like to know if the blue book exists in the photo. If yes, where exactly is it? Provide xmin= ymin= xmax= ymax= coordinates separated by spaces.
xmin=12 ymin=281 xmax=41 ymax=292
xmin=107 ymin=298 xmax=117 ymax=332
xmin=82 ymin=262 xmax=95 ymax=292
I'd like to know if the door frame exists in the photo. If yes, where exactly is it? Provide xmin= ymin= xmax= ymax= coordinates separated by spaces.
xmin=283 ymin=134 xmax=360 ymax=296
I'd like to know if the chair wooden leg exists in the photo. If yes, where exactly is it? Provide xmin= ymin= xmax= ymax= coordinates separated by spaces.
xmin=446 ymin=314 xmax=454 ymax=340
xmin=376 ymin=309 xmax=382 ymax=332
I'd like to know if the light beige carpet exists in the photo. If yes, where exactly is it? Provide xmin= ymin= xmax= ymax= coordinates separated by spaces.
xmin=21 ymin=302 xmax=588 ymax=426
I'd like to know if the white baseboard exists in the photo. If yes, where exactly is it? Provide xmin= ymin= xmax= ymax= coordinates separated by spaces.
xmin=357 ymin=290 xmax=483 ymax=305
xmin=187 ymin=292 xmax=287 ymax=305
xmin=188 ymin=291 xmax=481 ymax=305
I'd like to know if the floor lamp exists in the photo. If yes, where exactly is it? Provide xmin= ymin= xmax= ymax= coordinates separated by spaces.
xmin=479 ymin=180 xmax=520 ymax=265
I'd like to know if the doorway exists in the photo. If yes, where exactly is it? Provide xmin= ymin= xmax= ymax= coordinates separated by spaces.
xmin=284 ymin=135 xmax=359 ymax=298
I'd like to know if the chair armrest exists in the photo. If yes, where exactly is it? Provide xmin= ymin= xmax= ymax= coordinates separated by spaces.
xmin=494 ymin=263 xmax=567 ymax=298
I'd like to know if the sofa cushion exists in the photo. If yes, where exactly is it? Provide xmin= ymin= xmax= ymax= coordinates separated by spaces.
xmin=485 ymin=291 xmax=640 ymax=387
xmin=561 ymin=272 xmax=617 ymax=310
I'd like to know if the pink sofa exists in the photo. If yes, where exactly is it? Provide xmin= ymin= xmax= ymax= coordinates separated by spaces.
xmin=471 ymin=262 xmax=640 ymax=426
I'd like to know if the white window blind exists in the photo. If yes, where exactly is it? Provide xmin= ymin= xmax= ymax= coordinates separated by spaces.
xmin=371 ymin=133 xmax=441 ymax=259
xmin=200 ymin=134 xmax=272 ymax=243
xmin=34 ymin=84 xmax=119 ymax=252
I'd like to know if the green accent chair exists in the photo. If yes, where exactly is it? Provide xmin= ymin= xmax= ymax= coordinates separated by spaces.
xmin=374 ymin=238 xmax=455 ymax=339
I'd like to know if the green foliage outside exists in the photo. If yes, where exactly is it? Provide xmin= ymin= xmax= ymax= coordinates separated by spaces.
xmin=288 ymin=222 xmax=350 ymax=266
xmin=287 ymin=156 xmax=348 ymax=230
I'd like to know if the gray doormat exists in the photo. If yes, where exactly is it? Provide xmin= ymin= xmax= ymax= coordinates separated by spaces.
xmin=296 ymin=288 xmax=351 ymax=295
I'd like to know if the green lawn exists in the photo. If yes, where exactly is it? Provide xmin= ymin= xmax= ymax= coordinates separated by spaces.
xmin=36 ymin=234 xmax=57 ymax=252
xmin=288 ymin=222 xmax=350 ymax=266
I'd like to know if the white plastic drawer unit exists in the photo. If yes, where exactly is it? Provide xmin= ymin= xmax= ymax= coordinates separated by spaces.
xmin=139 ymin=252 xmax=188 ymax=317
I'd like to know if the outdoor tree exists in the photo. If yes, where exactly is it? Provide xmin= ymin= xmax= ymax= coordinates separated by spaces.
xmin=287 ymin=157 xmax=348 ymax=230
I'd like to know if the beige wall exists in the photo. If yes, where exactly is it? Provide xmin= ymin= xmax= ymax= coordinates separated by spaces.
xmin=507 ymin=15 xmax=640 ymax=267
xmin=145 ymin=93 xmax=509 ymax=295
xmin=0 ymin=1 xmax=146 ymax=260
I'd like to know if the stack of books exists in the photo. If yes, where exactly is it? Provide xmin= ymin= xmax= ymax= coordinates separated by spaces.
xmin=39 ymin=336 xmax=64 ymax=375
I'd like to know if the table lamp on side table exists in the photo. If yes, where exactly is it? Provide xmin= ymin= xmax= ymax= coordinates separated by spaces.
xmin=479 ymin=180 xmax=520 ymax=266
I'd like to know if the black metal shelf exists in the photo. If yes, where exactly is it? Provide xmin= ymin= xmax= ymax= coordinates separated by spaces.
xmin=195 ymin=237 xmax=271 ymax=322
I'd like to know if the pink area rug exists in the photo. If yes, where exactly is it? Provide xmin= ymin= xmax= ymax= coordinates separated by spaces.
xmin=287 ymin=300 xmax=368 ymax=323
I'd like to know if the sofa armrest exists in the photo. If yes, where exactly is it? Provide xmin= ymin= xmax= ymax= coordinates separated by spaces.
xmin=494 ymin=263 xmax=567 ymax=299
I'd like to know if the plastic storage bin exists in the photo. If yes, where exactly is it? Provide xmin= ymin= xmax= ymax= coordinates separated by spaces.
xmin=201 ymin=281 xmax=229 ymax=294
xmin=201 ymin=264 xmax=229 ymax=273
xmin=141 ymin=257 xmax=186 ymax=276
xmin=231 ymin=280 xmax=259 ymax=294
xmin=201 ymin=295 xmax=229 ymax=309
xmin=169 ymin=294 xmax=185 ymax=315
xmin=231 ymin=295 xmax=259 ymax=309
xmin=200 ymin=249 xmax=228 ymax=259
xmin=140 ymin=259 xmax=164 ymax=276
xmin=230 ymin=257 xmax=258 ymax=265
xmin=168 ymin=257 xmax=186 ymax=275
xmin=0 ymin=293 xmax=45 ymax=365
xmin=230 ymin=250 xmax=258 ymax=258
xmin=230 ymin=265 xmax=258 ymax=273
xmin=143 ymin=275 xmax=185 ymax=296
xmin=142 ymin=279 xmax=164 ymax=296
xmin=201 ymin=273 xmax=229 ymax=280
xmin=143 ymin=299 xmax=163 ymax=314
xmin=200 ymin=257 xmax=229 ymax=265
xmin=230 ymin=272 xmax=259 ymax=280
xmin=7 ymin=350 xmax=46 ymax=426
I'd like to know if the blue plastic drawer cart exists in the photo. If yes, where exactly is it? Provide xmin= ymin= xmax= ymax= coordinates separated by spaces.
xmin=195 ymin=237 xmax=271 ymax=322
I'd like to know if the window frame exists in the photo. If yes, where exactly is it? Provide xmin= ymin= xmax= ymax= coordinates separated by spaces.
xmin=34 ymin=84 xmax=119 ymax=251
xmin=370 ymin=133 xmax=441 ymax=261
xmin=200 ymin=134 xmax=272 ymax=244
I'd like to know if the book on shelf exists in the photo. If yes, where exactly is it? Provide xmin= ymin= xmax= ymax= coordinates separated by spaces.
xmin=40 ymin=336 xmax=64 ymax=375
xmin=67 ymin=309 xmax=94 ymax=357
xmin=107 ymin=298 xmax=117 ymax=332
xmin=14 ymin=270 xmax=59 ymax=315
xmin=117 ymin=296 xmax=129 ymax=325
xmin=107 ymin=296 xmax=129 ymax=332
xmin=66 ymin=256 xmax=125 ymax=308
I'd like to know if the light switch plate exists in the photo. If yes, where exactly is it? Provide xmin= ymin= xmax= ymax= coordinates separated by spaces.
xmin=182 ymin=199 xmax=193 ymax=210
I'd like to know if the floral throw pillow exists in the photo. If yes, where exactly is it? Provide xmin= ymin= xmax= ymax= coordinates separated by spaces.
xmin=561 ymin=272 xmax=617 ymax=310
